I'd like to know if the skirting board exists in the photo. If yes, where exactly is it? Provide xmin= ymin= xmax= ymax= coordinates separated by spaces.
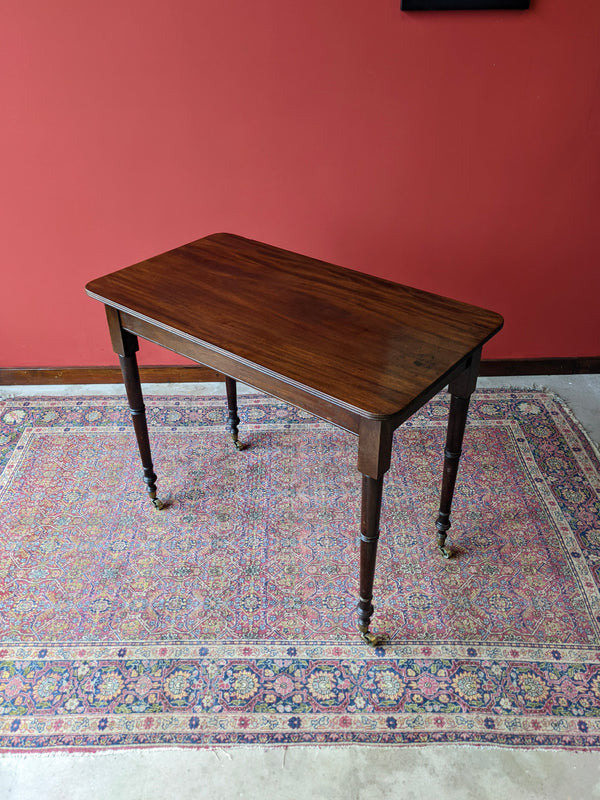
xmin=1 ymin=358 xmax=599 ymax=385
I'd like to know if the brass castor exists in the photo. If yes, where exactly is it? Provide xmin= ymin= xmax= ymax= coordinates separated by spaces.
xmin=439 ymin=544 xmax=452 ymax=559
xmin=359 ymin=626 xmax=381 ymax=647
xmin=232 ymin=436 xmax=245 ymax=452
xmin=150 ymin=494 xmax=165 ymax=510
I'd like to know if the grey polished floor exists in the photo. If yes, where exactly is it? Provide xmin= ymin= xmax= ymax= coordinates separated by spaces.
xmin=0 ymin=375 xmax=598 ymax=799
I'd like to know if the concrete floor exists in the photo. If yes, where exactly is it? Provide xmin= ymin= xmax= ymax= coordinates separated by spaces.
xmin=0 ymin=375 xmax=599 ymax=799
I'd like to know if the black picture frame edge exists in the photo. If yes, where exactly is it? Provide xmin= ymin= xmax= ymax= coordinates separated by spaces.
xmin=401 ymin=0 xmax=529 ymax=10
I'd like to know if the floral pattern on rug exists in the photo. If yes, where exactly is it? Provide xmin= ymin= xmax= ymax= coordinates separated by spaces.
xmin=0 ymin=390 xmax=599 ymax=749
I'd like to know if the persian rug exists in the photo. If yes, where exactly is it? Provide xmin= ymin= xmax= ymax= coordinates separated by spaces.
xmin=0 ymin=389 xmax=599 ymax=751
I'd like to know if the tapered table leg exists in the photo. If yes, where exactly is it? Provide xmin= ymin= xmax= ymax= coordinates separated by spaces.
xmin=105 ymin=306 xmax=163 ymax=508
xmin=435 ymin=350 xmax=481 ymax=557
xmin=116 ymin=338 xmax=163 ymax=510
xmin=358 ymin=474 xmax=384 ymax=645
xmin=435 ymin=395 xmax=471 ymax=557
xmin=356 ymin=418 xmax=393 ymax=645
xmin=225 ymin=376 xmax=244 ymax=451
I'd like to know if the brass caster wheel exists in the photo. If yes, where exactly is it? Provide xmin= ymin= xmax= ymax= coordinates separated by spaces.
xmin=151 ymin=496 xmax=165 ymax=510
xmin=359 ymin=628 xmax=381 ymax=647
xmin=439 ymin=544 xmax=452 ymax=559
xmin=232 ymin=437 xmax=245 ymax=452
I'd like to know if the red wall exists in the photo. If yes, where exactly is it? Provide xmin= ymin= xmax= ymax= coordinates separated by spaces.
xmin=2 ymin=0 xmax=599 ymax=367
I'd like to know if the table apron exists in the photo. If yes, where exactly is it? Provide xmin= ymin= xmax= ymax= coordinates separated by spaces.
xmin=119 ymin=311 xmax=363 ymax=435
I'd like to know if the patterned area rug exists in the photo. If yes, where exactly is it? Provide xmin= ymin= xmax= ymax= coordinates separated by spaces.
xmin=0 ymin=389 xmax=599 ymax=750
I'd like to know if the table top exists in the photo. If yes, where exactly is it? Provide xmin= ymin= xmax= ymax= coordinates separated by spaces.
xmin=86 ymin=233 xmax=503 ymax=420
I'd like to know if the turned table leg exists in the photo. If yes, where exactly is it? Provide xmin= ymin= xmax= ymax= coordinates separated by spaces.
xmin=356 ymin=418 xmax=393 ymax=645
xmin=119 ymin=350 xmax=163 ymax=509
xmin=435 ymin=349 xmax=481 ymax=558
xmin=357 ymin=474 xmax=384 ymax=645
xmin=225 ymin=376 xmax=245 ymax=451
xmin=105 ymin=306 xmax=163 ymax=509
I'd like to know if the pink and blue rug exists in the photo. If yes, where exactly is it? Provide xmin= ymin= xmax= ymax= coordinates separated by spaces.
xmin=0 ymin=389 xmax=599 ymax=750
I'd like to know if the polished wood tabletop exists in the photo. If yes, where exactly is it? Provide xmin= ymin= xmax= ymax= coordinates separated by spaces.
xmin=86 ymin=232 xmax=503 ymax=424
xmin=86 ymin=232 xmax=503 ymax=644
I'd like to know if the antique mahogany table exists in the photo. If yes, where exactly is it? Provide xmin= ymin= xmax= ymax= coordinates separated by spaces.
xmin=86 ymin=233 xmax=503 ymax=644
